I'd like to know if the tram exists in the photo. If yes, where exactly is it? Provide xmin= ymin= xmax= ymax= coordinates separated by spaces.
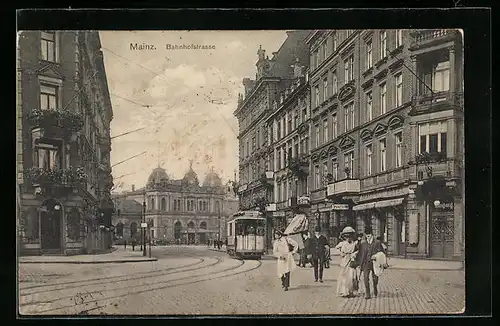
xmin=226 ymin=211 xmax=266 ymax=260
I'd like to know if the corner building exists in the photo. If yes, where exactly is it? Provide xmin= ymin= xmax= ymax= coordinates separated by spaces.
xmin=306 ymin=29 xmax=463 ymax=260
xmin=17 ymin=31 xmax=114 ymax=255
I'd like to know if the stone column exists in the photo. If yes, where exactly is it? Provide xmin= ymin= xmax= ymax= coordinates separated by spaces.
xmin=410 ymin=55 xmax=418 ymax=98
xmin=448 ymin=46 xmax=456 ymax=94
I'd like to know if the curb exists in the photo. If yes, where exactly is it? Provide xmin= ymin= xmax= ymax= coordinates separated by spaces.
xmin=19 ymin=258 xmax=158 ymax=264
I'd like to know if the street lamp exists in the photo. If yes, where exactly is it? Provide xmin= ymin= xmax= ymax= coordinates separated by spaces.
xmin=433 ymin=200 xmax=441 ymax=207
xmin=142 ymin=200 xmax=147 ymax=257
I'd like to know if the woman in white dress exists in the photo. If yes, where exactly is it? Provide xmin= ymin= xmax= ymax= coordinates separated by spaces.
xmin=273 ymin=229 xmax=299 ymax=291
xmin=335 ymin=227 xmax=359 ymax=298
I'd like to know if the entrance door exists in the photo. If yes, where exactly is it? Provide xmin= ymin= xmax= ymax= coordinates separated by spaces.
xmin=199 ymin=233 xmax=206 ymax=244
xmin=188 ymin=233 xmax=195 ymax=245
xmin=40 ymin=209 xmax=61 ymax=250
xmin=430 ymin=214 xmax=454 ymax=258
xmin=394 ymin=216 xmax=405 ymax=256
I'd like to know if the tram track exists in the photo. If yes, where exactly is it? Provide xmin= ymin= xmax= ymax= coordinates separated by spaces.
xmin=22 ymin=258 xmax=262 ymax=315
xmin=19 ymin=256 xmax=222 ymax=304
xmin=19 ymin=255 xmax=207 ymax=294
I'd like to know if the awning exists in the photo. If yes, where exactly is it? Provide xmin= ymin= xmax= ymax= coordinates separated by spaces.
xmin=353 ymin=198 xmax=405 ymax=211
xmin=284 ymin=214 xmax=309 ymax=235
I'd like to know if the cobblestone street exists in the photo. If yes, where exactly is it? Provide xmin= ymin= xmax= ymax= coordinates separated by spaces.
xmin=18 ymin=246 xmax=465 ymax=315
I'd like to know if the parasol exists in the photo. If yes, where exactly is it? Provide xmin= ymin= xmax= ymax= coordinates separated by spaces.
xmin=284 ymin=214 xmax=309 ymax=235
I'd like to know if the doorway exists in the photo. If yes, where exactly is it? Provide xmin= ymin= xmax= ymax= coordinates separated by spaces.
xmin=40 ymin=199 xmax=62 ymax=250
xmin=430 ymin=213 xmax=454 ymax=259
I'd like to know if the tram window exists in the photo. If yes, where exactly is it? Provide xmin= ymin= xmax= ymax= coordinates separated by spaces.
xmin=247 ymin=226 xmax=256 ymax=235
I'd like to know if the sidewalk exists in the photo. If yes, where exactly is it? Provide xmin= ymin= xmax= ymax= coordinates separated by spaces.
xmin=211 ymin=247 xmax=463 ymax=270
xmin=18 ymin=247 xmax=157 ymax=264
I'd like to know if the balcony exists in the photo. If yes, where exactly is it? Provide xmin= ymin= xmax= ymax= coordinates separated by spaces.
xmin=26 ymin=108 xmax=84 ymax=139
xmin=24 ymin=166 xmax=87 ymax=197
xmin=410 ymin=91 xmax=462 ymax=115
xmin=411 ymin=29 xmax=452 ymax=44
xmin=327 ymin=179 xmax=360 ymax=197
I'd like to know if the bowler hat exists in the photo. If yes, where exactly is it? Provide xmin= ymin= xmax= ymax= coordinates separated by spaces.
xmin=364 ymin=227 xmax=373 ymax=235
xmin=314 ymin=226 xmax=321 ymax=232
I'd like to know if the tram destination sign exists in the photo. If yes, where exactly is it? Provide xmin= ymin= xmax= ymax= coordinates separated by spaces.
xmin=332 ymin=204 xmax=349 ymax=211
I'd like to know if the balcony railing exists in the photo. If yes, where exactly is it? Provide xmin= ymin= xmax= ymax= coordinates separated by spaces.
xmin=24 ymin=166 xmax=87 ymax=187
xmin=411 ymin=29 xmax=451 ymax=43
xmin=26 ymin=108 xmax=84 ymax=133
xmin=327 ymin=179 xmax=360 ymax=196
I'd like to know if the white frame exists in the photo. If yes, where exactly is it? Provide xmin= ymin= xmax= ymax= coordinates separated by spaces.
xmin=379 ymin=138 xmax=387 ymax=172
xmin=380 ymin=81 xmax=387 ymax=114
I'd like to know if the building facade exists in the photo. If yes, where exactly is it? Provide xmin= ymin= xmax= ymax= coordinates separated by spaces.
xmin=17 ymin=31 xmax=114 ymax=255
xmin=111 ymin=164 xmax=239 ymax=245
xmin=234 ymin=30 xmax=311 ymax=249
xmin=305 ymin=29 xmax=463 ymax=260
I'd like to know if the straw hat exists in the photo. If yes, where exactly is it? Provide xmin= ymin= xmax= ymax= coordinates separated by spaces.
xmin=341 ymin=226 xmax=356 ymax=234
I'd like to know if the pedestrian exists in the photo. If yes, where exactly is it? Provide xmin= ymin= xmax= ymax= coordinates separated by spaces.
xmin=131 ymin=238 xmax=136 ymax=251
xmin=335 ymin=226 xmax=359 ymax=298
xmin=214 ymin=239 xmax=217 ymax=249
xmin=356 ymin=227 xmax=384 ymax=299
xmin=298 ymin=232 xmax=311 ymax=268
xmin=310 ymin=226 xmax=329 ymax=283
xmin=207 ymin=239 xmax=210 ymax=247
xmin=217 ymin=240 xmax=221 ymax=250
xmin=273 ymin=229 xmax=298 ymax=291
xmin=124 ymin=240 xmax=127 ymax=249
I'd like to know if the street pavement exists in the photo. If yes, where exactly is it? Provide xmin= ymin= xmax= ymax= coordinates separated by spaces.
xmin=18 ymin=245 xmax=465 ymax=316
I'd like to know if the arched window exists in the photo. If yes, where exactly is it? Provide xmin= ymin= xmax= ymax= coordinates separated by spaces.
xmin=174 ymin=221 xmax=182 ymax=240
xmin=130 ymin=222 xmax=138 ymax=238
xmin=151 ymin=197 xmax=155 ymax=210
xmin=161 ymin=198 xmax=166 ymax=211
xmin=67 ymin=208 xmax=81 ymax=241
xmin=116 ymin=222 xmax=124 ymax=237
xmin=199 ymin=201 xmax=203 ymax=211
xmin=200 ymin=221 xmax=207 ymax=230
xmin=215 ymin=201 xmax=220 ymax=213
xmin=187 ymin=221 xmax=195 ymax=229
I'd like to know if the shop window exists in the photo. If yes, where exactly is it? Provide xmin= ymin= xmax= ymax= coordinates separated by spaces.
xmin=67 ymin=208 xmax=81 ymax=241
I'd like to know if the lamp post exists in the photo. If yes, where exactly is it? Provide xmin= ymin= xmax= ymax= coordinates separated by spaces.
xmin=142 ymin=200 xmax=147 ymax=257
xmin=148 ymin=219 xmax=152 ymax=258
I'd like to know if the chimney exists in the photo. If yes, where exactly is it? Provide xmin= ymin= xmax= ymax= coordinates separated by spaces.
xmin=131 ymin=184 xmax=135 ymax=192
xmin=242 ymin=78 xmax=255 ymax=96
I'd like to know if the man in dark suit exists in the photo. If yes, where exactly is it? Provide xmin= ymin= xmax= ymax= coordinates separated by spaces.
xmin=310 ymin=226 xmax=329 ymax=283
xmin=356 ymin=227 xmax=384 ymax=299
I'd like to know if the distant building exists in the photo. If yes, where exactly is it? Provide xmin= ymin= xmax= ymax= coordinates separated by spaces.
xmin=111 ymin=162 xmax=239 ymax=245
xmin=17 ymin=31 xmax=114 ymax=255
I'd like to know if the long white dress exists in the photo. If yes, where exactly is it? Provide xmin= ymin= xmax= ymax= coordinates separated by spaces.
xmin=335 ymin=240 xmax=358 ymax=297
xmin=273 ymin=236 xmax=298 ymax=278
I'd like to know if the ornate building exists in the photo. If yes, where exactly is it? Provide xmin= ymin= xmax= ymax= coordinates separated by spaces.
xmin=17 ymin=31 xmax=114 ymax=255
xmin=305 ymin=29 xmax=464 ymax=260
xmin=112 ymin=162 xmax=239 ymax=245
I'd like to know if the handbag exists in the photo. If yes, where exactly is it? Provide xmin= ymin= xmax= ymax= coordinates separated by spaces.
xmin=349 ymin=258 xmax=359 ymax=269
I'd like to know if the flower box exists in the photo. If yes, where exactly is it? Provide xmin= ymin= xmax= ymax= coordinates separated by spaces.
xmin=24 ymin=166 xmax=87 ymax=187
xmin=26 ymin=108 xmax=84 ymax=133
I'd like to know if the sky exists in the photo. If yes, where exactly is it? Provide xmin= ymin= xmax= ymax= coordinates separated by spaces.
xmin=100 ymin=31 xmax=288 ymax=192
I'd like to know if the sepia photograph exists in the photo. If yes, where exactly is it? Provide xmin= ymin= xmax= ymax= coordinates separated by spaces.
xmin=16 ymin=28 xmax=466 ymax=316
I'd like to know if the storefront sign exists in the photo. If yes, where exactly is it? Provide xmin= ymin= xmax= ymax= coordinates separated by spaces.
xmin=332 ymin=204 xmax=349 ymax=211
xmin=434 ymin=201 xmax=454 ymax=212
xmin=273 ymin=211 xmax=285 ymax=217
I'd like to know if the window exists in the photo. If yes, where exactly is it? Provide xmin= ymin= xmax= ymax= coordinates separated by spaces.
xmin=315 ymin=165 xmax=321 ymax=189
xmin=323 ymin=162 xmax=329 ymax=182
xmin=302 ymin=108 xmax=307 ymax=123
xmin=395 ymin=29 xmax=403 ymax=48
xmin=419 ymin=121 xmax=448 ymax=155
xmin=323 ymin=78 xmax=328 ymax=101
xmin=332 ymin=114 xmax=338 ymax=139
xmin=344 ymin=152 xmax=354 ymax=178
xmin=323 ymin=119 xmax=329 ymax=142
xmin=395 ymin=132 xmax=403 ymax=168
xmin=344 ymin=55 xmax=354 ymax=83
xmin=252 ymin=137 xmax=256 ymax=151
xmin=315 ymin=124 xmax=320 ymax=147
xmin=366 ymin=91 xmax=373 ymax=122
xmin=277 ymin=181 xmax=281 ymax=201
xmin=395 ymin=73 xmax=403 ymax=107
xmin=379 ymin=139 xmax=387 ymax=172
xmin=276 ymin=121 xmax=281 ymax=141
xmin=294 ymin=111 xmax=299 ymax=130
xmin=151 ymin=197 xmax=156 ymax=210
xmin=315 ymin=85 xmax=320 ymax=107
xmin=433 ymin=60 xmax=450 ymax=93
xmin=246 ymin=140 xmax=249 ymax=157
xmin=281 ymin=118 xmax=285 ymax=138
xmin=366 ymin=145 xmax=373 ymax=176
xmin=380 ymin=82 xmax=387 ymax=114
xmin=332 ymin=72 xmax=338 ymax=95
xmin=315 ymin=51 xmax=320 ymax=68
xmin=41 ymin=31 xmax=56 ymax=62
xmin=332 ymin=33 xmax=338 ymax=52
xmin=287 ymin=117 xmax=292 ymax=135
xmin=40 ymin=84 xmax=58 ymax=110
xmin=332 ymin=160 xmax=338 ymax=181
xmin=379 ymin=30 xmax=387 ymax=59
xmin=161 ymin=198 xmax=166 ymax=211
xmin=35 ymin=143 xmax=61 ymax=170
xmin=344 ymin=107 xmax=349 ymax=133
xmin=349 ymin=103 xmax=355 ymax=129
xmin=366 ymin=41 xmax=373 ymax=70
xmin=322 ymin=43 xmax=328 ymax=61
xmin=256 ymin=130 xmax=260 ymax=148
